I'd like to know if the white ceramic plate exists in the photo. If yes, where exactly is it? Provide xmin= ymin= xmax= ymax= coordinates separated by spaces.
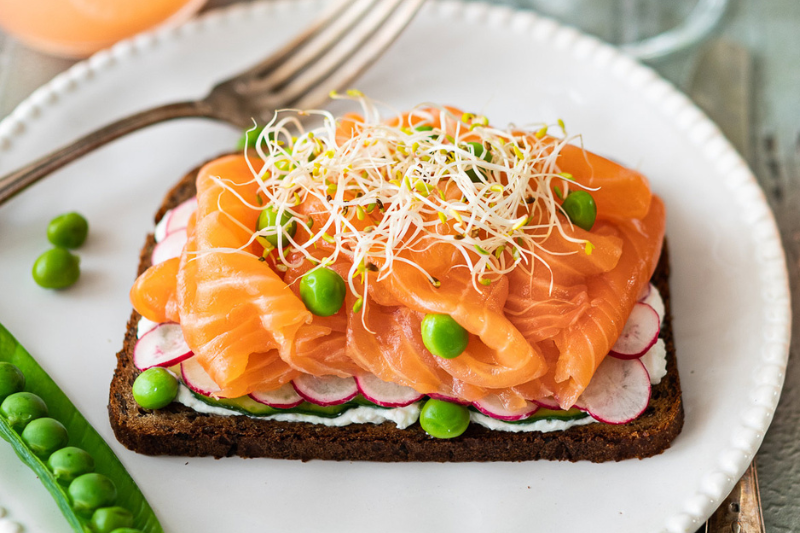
xmin=0 ymin=2 xmax=791 ymax=532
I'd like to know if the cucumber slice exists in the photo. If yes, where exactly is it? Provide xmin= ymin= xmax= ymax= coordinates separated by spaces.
xmin=290 ymin=402 xmax=355 ymax=418
xmin=508 ymin=407 xmax=588 ymax=425
xmin=191 ymin=392 xmax=279 ymax=416
xmin=189 ymin=390 xmax=361 ymax=418
xmin=349 ymin=394 xmax=389 ymax=409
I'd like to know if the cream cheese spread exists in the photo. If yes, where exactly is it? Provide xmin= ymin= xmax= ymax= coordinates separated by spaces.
xmin=470 ymin=412 xmax=596 ymax=433
xmin=154 ymin=210 xmax=170 ymax=243
xmin=175 ymin=384 xmax=421 ymax=429
xmin=137 ymin=317 xmax=159 ymax=338
xmin=640 ymin=339 xmax=667 ymax=385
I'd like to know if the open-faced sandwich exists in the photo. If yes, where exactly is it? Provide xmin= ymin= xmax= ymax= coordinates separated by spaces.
xmin=110 ymin=93 xmax=682 ymax=462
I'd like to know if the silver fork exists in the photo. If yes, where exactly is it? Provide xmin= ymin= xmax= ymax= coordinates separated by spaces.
xmin=0 ymin=0 xmax=425 ymax=205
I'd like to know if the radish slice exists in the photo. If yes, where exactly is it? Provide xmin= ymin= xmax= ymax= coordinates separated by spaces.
xmin=427 ymin=393 xmax=471 ymax=405
xmin=473 ymin=395 xmax=539 ymax=421
xmin=573 ymin=398 xmax=588 ymax=412
xmin=151 ymin=230 xmax=187 ymax=265
xmin=534 ymin=397 xmax=588 ymax=412
xmin=292 ymin=375 xmax=358 ymax=406
xmin=609 ymin=302 xmax=660 ymax=359
xmin=133 ymin=323 xmax=193 ymax=370
xmin=181 ymin=357 xmax=221 ymax=397
xmin=250 ymin=383 xmax=303 ymax=409
xmin=641 ymin=284 xmax=665 ymax=325
xmin=355 ymin=374 xmax=424 ymax=408
xmin=533 ymin=397 xmax=561 ymax=410
xmin=164 ymin=197 xmax=198 ymax=234
xmin=579 ymin=357 xmax=651 ymax=424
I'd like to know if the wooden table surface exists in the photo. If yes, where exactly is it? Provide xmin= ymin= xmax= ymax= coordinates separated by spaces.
xmin=1 ymin=1 xmax=797 ymax=531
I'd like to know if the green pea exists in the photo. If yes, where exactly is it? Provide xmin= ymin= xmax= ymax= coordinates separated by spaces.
xmin=109 ymin=529 xmax=143 ymax=533
xmin=299 ymin=267 xmax=346 ymax=317
xmin=69 ymin=473 xmax=117 ymax=514
xmin=48 ymin=446 xmax=95 ymax=484
xmin=421 ymin=314 xmax=469 ymax=359
xmin=0 ymin=362 xmax=25 ymax=402
xmin=464 ymin=141 xmax=492 ymax=183
xmin=561 ymin=190 xmax=597 ymax=231
xmin=236 ymin=126 xmax=271 ymax=150
xmin=21 ymin=417 xmax=69 ymax=458
xmin=91 ymin=506 xmax=134 ymax=533
xmin=47 ymin=212 xmax=89 ymax=249
xmin=419 ymin=398 xmax=470 ymax=439
xmin=132 ymin=368 xmax=178 ymax=410
xmin=1 ymin=391 xmax=48 ymax=431
xmin=32 ymin=247 xmax=80 ymax=289
xmin=256 ymin=206 xmax=297 ymax=248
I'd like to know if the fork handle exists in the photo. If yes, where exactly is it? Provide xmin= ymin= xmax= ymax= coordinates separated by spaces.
xmin=0 ymin=100 xmax=217 ymax=206
xmin=704 ymin=461 xmax=765 ymax=532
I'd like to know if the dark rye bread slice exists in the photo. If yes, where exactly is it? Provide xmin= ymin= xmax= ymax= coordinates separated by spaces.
xmin=109 ymin=162 xmax=683 ymax=462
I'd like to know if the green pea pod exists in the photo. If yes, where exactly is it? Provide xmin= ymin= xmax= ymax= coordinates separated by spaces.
xmin=0 ymin=322 xmax=163 ymax=533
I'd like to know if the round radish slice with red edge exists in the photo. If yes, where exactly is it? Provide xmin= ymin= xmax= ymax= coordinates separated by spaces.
xmin=641 ymin=284 xmax=666 ymax=325
xmin=292 ymin=374 xmax=358 ymax=406
xmin=355 ymin=374 xmax=424 ymax=408
xmin=427 ymin=393 xmax=471 ymax=405
xmin=165 ymin=197 xmax=198 ymax=234
xmin=609 ymin=302 xmax=660 ymax=359
xmin=533 ymin=397 xmax=561 ymax=410
xmin=181 ymin=357 xmax=221 ymax=397
xmin=579 ymin=357 xmax=651 ymax=424
xmin=573 ymin=398 xmax=588 ymax=412
xmin=250 ymin=383 xmax=303 ymax=409
xmin=133 ymin=323 xmax=193 ymax=370
xmin=473 ymin=395 xmax=539 ymax=421
xmin=151 ymin=230 xmax=187 ymax=265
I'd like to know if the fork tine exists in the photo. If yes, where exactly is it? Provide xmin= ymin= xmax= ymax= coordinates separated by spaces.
xmin=232 ymin=0 xmax=377 ymax=92
xmin=227 ymin=0 xmax=358 ymax=87
xmin=250 ymin=0 xmax=382 ymax=91
xmin=257 ymin=0 xmax=425 ymax=112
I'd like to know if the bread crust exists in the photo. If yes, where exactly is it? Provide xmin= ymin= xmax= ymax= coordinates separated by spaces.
xmin=109 ymin=163 xmax=683 ymax=462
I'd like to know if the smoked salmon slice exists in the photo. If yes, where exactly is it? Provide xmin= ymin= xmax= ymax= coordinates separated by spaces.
xmin=129 ymin=104 xmax=665 ymax=410
xmin=130 ymin=257 xmax=180 ymax=324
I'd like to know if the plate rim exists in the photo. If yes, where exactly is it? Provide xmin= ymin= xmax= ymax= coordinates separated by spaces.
xmin=0 ymin=1 xmax=791 ymax=532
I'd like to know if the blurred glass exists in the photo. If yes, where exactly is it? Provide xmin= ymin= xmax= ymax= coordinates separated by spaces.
xmin=0 ymin=0 xmax=208 ymax=58
xmin=516 ymin=0 xmax=729 ymax=60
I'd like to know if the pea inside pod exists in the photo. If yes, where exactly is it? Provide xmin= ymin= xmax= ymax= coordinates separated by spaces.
xmin=1 ymin=391 xmax=48 ymax=431
xmin=21 ymin=417 xmax=69 ymax=458
xmin=0 ymin=361 xmax=25 ymax=401
xmin=69 ymin=473 xmax=118 ymax=514
xmin=0 ymin=323 xmax=163 ymax=533
xmin=48 ymin=446 xmax=95 ymax=484
xmin=91 ymin=506 xmax=135 ymax=533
